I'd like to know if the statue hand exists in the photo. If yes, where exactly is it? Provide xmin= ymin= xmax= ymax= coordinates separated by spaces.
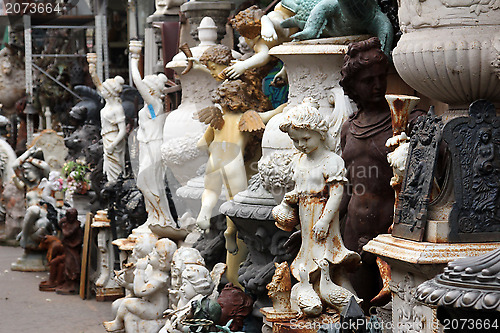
xmin=261 ymin=25 xmax=278 ymax=42
xmin=222 ymin=62 xmax=246 ymax=80
xmin=86 ymin=53 xmax=97 ymax=65
xmin=129 ymin=41 xmax=143 ymax=57
xmin=313 ymin=219 xmax=329 ymax=241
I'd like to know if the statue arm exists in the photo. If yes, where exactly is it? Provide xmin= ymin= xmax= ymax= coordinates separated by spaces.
xmin=197 ymin=127 xmax=215 ymax=149
xmin=259 ymin=103 xmax=287 ymax=124
xmin=108 ymin=118 xmax=127 ymax=152
xmin=313 ymin=182 xmax=343 ymax=240
xmin=87 ymin=54 xmax=104 ymax=94
xmin=129 ymin=46 xmax=158 ymax=108
xmin=133 ymin=269 xmax=165 ymax=297
xmin=223 ymin=40 xmax=273 ymax=79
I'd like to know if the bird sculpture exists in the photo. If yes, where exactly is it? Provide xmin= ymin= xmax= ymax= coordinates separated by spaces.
xmin=291 ymin=264 xmax=323 ymax=317
xmin=315 ymin=258 xmax=362 ymax=313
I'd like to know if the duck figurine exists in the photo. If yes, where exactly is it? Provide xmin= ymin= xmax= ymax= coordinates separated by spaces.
xmin=291 ymin=264 xmax=323 ymax=317
xmin=315 ymin=258 xmax=362 ymax=313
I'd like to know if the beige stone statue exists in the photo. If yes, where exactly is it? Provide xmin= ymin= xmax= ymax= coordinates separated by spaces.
xmin=103 ymin=238 xmax=177 ymax=333
xmin=272 ymin=98 xmax=361 ymax=315
xmin=87 ymin=53 xmax=127 ymax=182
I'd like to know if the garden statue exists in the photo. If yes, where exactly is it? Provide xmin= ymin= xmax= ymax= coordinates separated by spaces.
xmin=55 ymin=208 xmax=83 ymax=294
xmin=272 ymin=98 xmax=361 ymax=315
xmin=0 ymin=45 xmax=25 ymax=118
xmin=261 ymin=262 xmax=298 ymax=321
xmin=0 ymin=133 xmax=20 ymax=241
xmin=39 ymin=170 xmax=63 ymax=208
xmin=194 ymin=64 xmax=286 ymax=286
xmin=154 ymin=0 xmax=186 ymax=16
xmin=103 ymin=238 xmax=177 ymax=333
xmin=87 ymin=53 xmax=127 ymax=182
xmin=224 ymin=5 xmax=293 ymax=80
xmin=38 ymin=235 xmax=65 ymax=291
xmin=169 ymin=247 xmax=206 ymax=309
xmin=339 ymin=37 xmax=422 ymax=308
xmin=279 ymin=0 xmax=394 ymax=56
xmin=161 ymin=261 xmax=226 ymax=333
xmin=129 ymin=41 xmax=175 ymax=232
xmin=217 ymin=283 xmax=254 ymax=331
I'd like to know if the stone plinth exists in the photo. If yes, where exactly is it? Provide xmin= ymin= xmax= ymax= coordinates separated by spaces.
xmin=364 ymin=234 xmax=500 ymax=332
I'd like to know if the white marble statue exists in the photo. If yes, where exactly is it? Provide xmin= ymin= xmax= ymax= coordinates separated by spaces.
xmin=153 ymin=0 xmax=186 ymax=16
xmin=103 ymin=238 xmax=177 ymax=333
xmin=272 ymin=98 xmax=361 ymax=315
xmin=129 ymin=41 xmax=175 ymax=231
xmin=87 ymin=53 xmax=127 ymax=182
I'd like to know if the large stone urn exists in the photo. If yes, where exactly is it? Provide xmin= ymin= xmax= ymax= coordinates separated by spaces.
xmin=260 ymin=37 xmax=362 ymax=202
xmin=161 ymin=17 xmax=240 ymax=186
xmin=393 ymin=0 xmax=500 ymax=117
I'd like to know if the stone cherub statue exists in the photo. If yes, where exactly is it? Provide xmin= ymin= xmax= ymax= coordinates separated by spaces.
xmin=272 ymin=98 xmax=361 ymax=316
xmin=161 ymin=259 xmax=226 ymax=333
xmin=279 ymin=0 xmax=394 ymax=56
xmin=129 ymin=41 xmax=174 ymax=231
xmin=223 ymin=5 xmax=293 ymax=80
xmin=87 ymin=53 xmax=127 ymax=182
xmin=103 ymin=238 xmax=178 ymax=333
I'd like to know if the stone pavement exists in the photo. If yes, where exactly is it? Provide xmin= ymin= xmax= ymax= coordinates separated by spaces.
xmin=0 ymin=245 xmax=112 ymax=333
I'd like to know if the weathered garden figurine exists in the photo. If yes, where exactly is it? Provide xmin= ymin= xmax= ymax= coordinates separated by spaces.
xmin=38 ymin=235 xmax=65 ymax=291
xmin=103 ymin=238 xmax=177 ymax=333
xmin=224 ymin=5 xmax=293 ymax=80
xmin=55 ymin=208 xmax=83 ymax=295
xmin=87 ymin=53 xmax=127 ymax=182
xmin=129 ymin=41 xmax=174 ymax=230
xmin=273 ymin=98 xmax=360 ymax=315
xmin=339 ymin=37 xmax=421 ymax=308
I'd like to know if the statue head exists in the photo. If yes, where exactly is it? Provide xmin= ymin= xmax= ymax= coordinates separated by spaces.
xmin=143 ymin=73 xmax=168 ymax=98
xmin=230 ymin=5 xmax=263 ymax=40
xmin=180 ymin=264 xmax=213 ymax=300
xmin=171 ymin=247 xmax=205 ymax=289
xmin=102 ymin=76 xmax=125 ymax=98
xmin=200 ymin=45 xmax=234 ymax=81
xmin=65 ymin=208 xmax=78 ymax=222
xmin=153 ymin=238 xmax=177 ymax=271
xmin=340 ymin=37 xmax=389 ymax=108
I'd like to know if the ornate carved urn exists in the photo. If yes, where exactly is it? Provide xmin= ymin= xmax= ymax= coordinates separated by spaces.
xmin=393 ymin=0 xmax=500 ymax=116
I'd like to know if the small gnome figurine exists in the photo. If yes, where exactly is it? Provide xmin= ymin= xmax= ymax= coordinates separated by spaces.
xmin=56 ymin=208 xmax=83 ymax=295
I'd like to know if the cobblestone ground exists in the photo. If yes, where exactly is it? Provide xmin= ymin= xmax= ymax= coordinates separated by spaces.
xmin=0 ymin=245 xmax=112 ymax=333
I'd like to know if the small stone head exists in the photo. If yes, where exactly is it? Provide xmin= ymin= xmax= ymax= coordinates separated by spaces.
xmin=340 ymin=37 xmax=389 ymax=107
xmin=152 ymin=238 xmax=177 ymax=271
xmin=143 ymin=73 xmax=168 ymax=98
xmin=230 ymin=5 xmax=263 ymax=40
xmin=171 ymin=247 xmax=205 ymax=289
xmin=200 ymin=45 xmax=234 ymax=81
xmin=180 ymin=264 xmax=213 ymax=301
xmin=102 ymin=76 xmax=125 ymax=99
xmin=280 ymin=98 xmax=329 ymax=154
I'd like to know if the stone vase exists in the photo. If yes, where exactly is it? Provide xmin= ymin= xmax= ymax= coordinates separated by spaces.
xmin=260 ymin=37 xmax=364 ymax=202
xmin=393 ymin=0 xmax=500 ymax=118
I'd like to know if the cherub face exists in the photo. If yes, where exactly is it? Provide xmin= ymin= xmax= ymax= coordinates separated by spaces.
xmin=206 ymin=61 xmax=227 ymax=81
xmin=179 ymin=279 xmax=197 ymax=301
xmin=288 ymin=127 xmax=322 ymax=154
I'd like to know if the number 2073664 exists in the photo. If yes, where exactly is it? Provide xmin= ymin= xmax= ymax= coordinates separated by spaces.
xmin=5 ymin=2 xmax=63 ymax=15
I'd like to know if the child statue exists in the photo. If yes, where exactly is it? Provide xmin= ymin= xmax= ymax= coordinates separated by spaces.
xmin=103 ymin=238 xmax=177 ymax=333
xmin=129 ymin=41 xmax=174 ymax=229
xmin=87 ymin=53 xmax=127 ymax=182
xmin=223 ymin=5 xmax=294 ymax=80
xmin=273 ymin=98 xmax=360 ymax=311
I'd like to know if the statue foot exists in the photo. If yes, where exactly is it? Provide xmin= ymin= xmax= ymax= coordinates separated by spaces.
xmin=224 ymin=231 xmax=238 ymax=255
xmin=56 ymin=281 xmax=78 ymax=295
xmin=196 ymin=213 xmax=211 ymax=231
xmin=39 ymin=280 xmax=58 ymax=292
xmin=103 ymin=320 xmax=124 ymax=332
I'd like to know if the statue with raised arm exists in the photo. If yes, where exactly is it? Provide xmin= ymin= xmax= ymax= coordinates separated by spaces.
xmin=87 ymin=53 xmax=127 ymax=182
xmin=129 ymin=41 xmax=174 ymax=230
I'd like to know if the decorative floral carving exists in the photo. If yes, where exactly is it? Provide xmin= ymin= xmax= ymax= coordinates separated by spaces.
xmin=161 ymin=134 xmax=203 ymax=167
xmin=393 ymin=273 xmax=426 ymax=333
xmin=258 ymin=151 xmax=295 ymax=192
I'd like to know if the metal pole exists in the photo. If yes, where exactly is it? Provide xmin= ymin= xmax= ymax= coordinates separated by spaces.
xmin=24 ymin=15 xmax=34 ymax=147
